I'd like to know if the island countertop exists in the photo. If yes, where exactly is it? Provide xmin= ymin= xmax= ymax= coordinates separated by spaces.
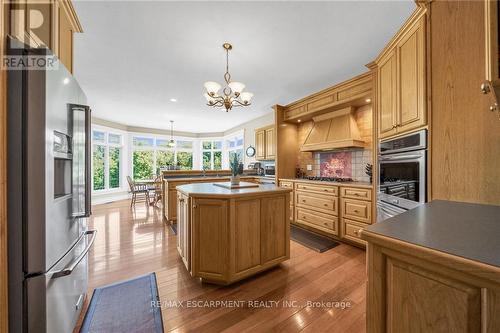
xmin=177 ymin=182 xmax=291 ymax=198
xmin=362 ymin=200 xmax=500 ymax=268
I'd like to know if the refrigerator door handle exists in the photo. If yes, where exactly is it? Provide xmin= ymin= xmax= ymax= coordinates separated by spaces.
xmin=71 ymin=104 xmax=92 ymax=217
xmin=52 ymin=230 xmax=97 ymax=279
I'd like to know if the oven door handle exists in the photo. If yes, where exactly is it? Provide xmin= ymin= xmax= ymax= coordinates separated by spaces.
xmin=52 ymin=230 xmax=97 ymax=279
xmin=379 ymin=154 xmax=423 ymax=161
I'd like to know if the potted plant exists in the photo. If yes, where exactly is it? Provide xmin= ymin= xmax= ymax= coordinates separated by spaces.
xmin=230 ymin=153 xmax=243 ymax=185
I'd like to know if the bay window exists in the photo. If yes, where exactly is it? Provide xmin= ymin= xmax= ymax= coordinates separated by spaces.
xmin=132 ymin=136 xmax=193 ymax=179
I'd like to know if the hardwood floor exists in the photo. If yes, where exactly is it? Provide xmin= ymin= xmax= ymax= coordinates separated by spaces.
xmin=78 ymin=199 xmax=367 ymax=332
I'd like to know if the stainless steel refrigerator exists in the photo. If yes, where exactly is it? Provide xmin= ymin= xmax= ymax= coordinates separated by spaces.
xmin=7 ymin=38 xmax=96 ymax=333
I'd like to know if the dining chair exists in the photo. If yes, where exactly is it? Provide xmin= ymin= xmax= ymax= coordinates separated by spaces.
xmin=152 ymin=175 xmax=163 ymax=207
xmin=126 ymin=176 xmax=150 ymax=207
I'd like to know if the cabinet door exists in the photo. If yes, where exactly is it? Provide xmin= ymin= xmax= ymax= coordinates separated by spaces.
xmin=397 ymin=17 xmax=426 ymax=134
xmin=176 ymin=194 xmax=186 ymax=265
xmin=255 ymin=130 xmax=266 ymax=160
xmin=378 ymin=50 xmax=398 ymax=139
xmin=261 ymin=196 xmax=289 ymax=264
xmin=191 ymin=199 xmax=228 ymax=280
xmin=265 ymin=127 xmax=275 ymax=159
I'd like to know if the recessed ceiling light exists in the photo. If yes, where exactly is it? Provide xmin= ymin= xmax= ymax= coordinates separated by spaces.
xmin=63 ymin=78 xmax=70 ymax=85
xmin=365 ymin=98 xmax=371 ymax=103
xmin=170 ymin=98 xmax=177 ymax=102
xmin=297 ymin=119 xmax=301 ymax=123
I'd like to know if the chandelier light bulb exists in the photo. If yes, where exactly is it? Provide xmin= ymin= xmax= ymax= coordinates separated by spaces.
xmin=239 ymin=92 xmax=253 ymax=104
xmin=228 ymin=81 xmax=245 ymax=95
xmin=204 ymin=81 xmax=221 ymax=95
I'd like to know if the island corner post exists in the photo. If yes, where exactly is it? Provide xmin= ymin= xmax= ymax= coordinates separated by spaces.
xmin=175 ymin=182 xmax=291 ymax=285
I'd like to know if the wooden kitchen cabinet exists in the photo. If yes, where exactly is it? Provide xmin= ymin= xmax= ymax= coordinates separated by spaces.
xmin=378 ymin=50 xmax=398 ymax=138
xmin=176 ymin=192 xmax=190 ymax=270
xmin=265 ymin=127 xmax=275 ymax=159
xmin=375 ymin=7 xmax=427 ymax=139
xmin=255 ymin=129 xmax=266 ymax=160
xmin=255 ymin=125 xmax=275 ymax=160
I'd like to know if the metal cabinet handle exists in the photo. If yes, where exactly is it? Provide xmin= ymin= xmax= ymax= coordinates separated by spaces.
xmin=52 ymin=230 xmax=97 ymax=279
xmin=481 ymin=81 xmax=492 ymax=94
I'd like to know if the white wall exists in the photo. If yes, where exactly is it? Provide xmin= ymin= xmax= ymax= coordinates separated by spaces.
xmin=223 ymin=112 xmax=275 ymax=166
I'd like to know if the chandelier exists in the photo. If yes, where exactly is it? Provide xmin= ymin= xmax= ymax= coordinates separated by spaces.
xmin=204 ymin=43 xmax=253 ymax=112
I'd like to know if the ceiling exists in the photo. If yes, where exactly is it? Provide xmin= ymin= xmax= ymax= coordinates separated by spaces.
xmin=73 ymin=1 xmax=415 ymax=133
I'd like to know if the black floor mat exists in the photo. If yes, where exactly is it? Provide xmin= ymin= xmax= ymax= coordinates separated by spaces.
xmin=290 ymin=224 xmax=339 ymax=253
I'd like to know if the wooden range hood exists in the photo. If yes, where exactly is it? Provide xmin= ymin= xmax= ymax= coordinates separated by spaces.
xmin=300 ymin=107 xmax=365 ymax=152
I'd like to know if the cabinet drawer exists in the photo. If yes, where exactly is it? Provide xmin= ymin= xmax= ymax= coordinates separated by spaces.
xmin=341 ymin=198 xmax=371 ymax=223
xmin=295 ymin=183 xmax=338 ymax=196
xmin=279 ymin=181 xmax=294 ymax=189
xmin=296 ymin=207 xmax=338 ymax=235
xmin=342 ymin=219 xmax=366 ymax=246
xmin=340 ymin=187 xmax=372 ymax=201
xmin=296 ymin=192 xmax=338 ymax=215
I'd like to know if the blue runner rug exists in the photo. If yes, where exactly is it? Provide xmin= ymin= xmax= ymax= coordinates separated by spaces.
xmin=80 ymin=273 xmax=163 ymax=333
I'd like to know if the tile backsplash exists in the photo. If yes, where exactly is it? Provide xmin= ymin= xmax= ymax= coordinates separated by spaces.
xmin=313 ymin=149 xmax=372 ymax=182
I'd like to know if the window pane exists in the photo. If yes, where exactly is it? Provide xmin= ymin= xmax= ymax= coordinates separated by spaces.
xmin=203 ymin=151 xmax=212 ymax=170
xmin=109 ymin=147 xmax=120 ymax=188
xmin=108 ymin=133 xmax=121 ymax=145
xmin=228 ymin=139 xmax=235 ymax=148
xmin=92 ymin=145 xmax=105 ymax=190
xmin=177 ymin=140 xmax=193 ymax=149
xmin=176 ymin=152 xmax=193 ymax=170
xmin=133 ymin=136 xmax=154 ymax=147
xmin=213 ymin=141 xmax=222 ymax=149
xmin=133 ymin=151 xmax=154 ymax=180
xmin=157 ymin=150 xmax=175 ymax=170
xmin=202 ymin=141 xmax=212 ymax=150
xmin=92 ymin=131 xmax=105 ymax=143
xmin=236 ymin=137 xmax=244 ymax=147
xmin=214 ymin=151 xmax=222 ymax=170
xmin=156 ymin=139 xmax=171 ymax=148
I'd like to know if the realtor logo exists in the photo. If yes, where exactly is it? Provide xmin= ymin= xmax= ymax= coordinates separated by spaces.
xmin=2 ymin=0 xmax=58 ymax=70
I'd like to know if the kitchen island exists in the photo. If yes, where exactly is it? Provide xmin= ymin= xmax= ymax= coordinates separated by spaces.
xmin=361 ymin=200 xmax=500 ymax=332
xmin=176 ymin=182 xmax=291 ymax=285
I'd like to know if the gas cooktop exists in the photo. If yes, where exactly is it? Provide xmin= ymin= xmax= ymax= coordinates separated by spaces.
xmin=302 ymin=176 xmax=354 ymax=182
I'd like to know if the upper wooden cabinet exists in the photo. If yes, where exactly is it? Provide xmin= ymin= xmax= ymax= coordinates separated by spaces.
xmin=282 ymin=72 xmax=372 ymax=122
xmin=255 ymin=125 xmax=275 ymax=160
xmin=9 ymin=0 xmax=82 ymax=73
xmin=482 ymin=0 xmax=500 ymax=115
xmin=374 ymin=7 xmax=427 ymax=139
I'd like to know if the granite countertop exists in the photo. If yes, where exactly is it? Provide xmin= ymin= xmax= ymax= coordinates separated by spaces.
xmin=279 ymin=178 xmax=373 ymax=189
xmin=363 ymin=200 xmax=500 ymax=268
xmin=177 ymin=182 xmax=290 ymax=198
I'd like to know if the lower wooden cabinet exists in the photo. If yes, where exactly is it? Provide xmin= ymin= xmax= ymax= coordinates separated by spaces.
xmin=176 ymin=192 xmax=190 ymax=270
xmin=341 ymin=218 xmax=366 ymax=246
xmin=341 ymin=198 xmax=371 ymax=224
xmin=295 ymin=207 xmax=338 ymax=235
xmin=178 ymin=191 xmax=290 ymax=284
xmin=362 ymin=232 xmax=500 ymax=332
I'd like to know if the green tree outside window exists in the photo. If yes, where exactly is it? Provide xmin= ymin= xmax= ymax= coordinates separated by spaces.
xmin=93 ymin=145 xmax=105 ymax=190
xmin=133 ymin=151 xmax=154 ymax=180
xmin=177 ymin=152 xmax=193 ymax=170
xmin=109 ymin=147 xmax=120 ymax=188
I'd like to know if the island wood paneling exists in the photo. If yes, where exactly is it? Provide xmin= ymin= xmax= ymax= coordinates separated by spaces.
xmin=430 ymin=0 xmax=500 ymax=205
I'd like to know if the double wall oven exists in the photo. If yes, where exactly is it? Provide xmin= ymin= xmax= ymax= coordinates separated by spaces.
xmin=377 ymin=130 xmax=427 ymax=221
